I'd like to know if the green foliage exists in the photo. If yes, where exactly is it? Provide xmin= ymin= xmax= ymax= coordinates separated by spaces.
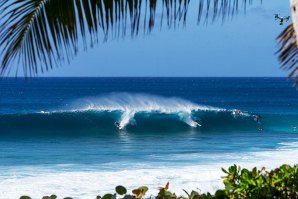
xmin=18 ymin=164 xmax=298 ymax=199
xmin=222 ymin=164 xmax=298 ymax=198
xmin=116 ymin=185 xmax=127 ymax=195
xmin=20 ymin=196 xmax=31 ymax=199
xmin=157 ymin=182 xmax=176 ymax=199
xmin=184 ymin=188 xmax=226 ymax=199
xmin=277 ymin=24 xmax=298 ymax=86
xmin=102 ymin=193 xmax=116 ymax=199
xmin=132 ymin=186 xmax=149 ymax=198
xmin=42 ymin=194 xmax=57 ymax=199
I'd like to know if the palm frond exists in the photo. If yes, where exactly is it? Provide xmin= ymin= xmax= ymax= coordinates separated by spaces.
xmin=277 ymin=23 xmax=298 ymax=86
xmin=198 ymin=0 xmax=259 ymax=24
xmin=0 ymin=0 xmax=255 ymax=76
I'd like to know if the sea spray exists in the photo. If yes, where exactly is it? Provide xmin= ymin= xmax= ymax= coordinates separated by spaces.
xmin=1 ymin=93 xmax=294 ymax=133
xmin=68 ymin=93 xmax=225 ymax=128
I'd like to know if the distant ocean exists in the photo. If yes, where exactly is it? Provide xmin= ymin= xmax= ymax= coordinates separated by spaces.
xmin=0 ymin=77 xmax=298 ymax=199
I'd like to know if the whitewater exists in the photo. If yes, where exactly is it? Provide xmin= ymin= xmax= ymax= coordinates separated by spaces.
xmin=63 ymin=93 xmax=227 ymax=129
xmin=1 ymin=141 xmax=298 ymax=199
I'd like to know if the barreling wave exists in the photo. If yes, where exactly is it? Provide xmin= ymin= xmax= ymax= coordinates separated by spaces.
xmin=65 ymin=93 xmax=228 ymax=129
xmin=0 ymin=93 xmax=296 ymax=134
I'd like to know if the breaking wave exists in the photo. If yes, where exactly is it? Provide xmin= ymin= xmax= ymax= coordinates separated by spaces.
xmin=65 ymin=93 xmax=227 ymax=129
xmin=1 ymin=93 xmax=296 ymax=134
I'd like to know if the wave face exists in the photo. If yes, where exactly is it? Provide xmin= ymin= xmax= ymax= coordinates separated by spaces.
xmin=68 ymin=93 xmax=226 ymax=129
xmin=1 ymin=93 xmax=296 ymax=135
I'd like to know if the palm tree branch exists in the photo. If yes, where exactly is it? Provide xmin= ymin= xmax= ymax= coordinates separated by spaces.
xmin=277 ymin=23 xmax=298 ymax=85
xmin=0 ymin=0 xmax=49 ymax=75
xmin=0 ymin=0 xmax=257 ymax=76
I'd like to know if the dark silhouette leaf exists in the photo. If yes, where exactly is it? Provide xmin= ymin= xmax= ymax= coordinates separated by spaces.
xmin=115 ymin=185 xmax=127 ymax=195
xmin=277 ymin=23 xmax=298 ymax=86
xmin=0 ymin=0 xmax=257 ymax=76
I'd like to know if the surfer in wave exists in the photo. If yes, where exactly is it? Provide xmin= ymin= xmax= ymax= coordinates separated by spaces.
xmin=115 ymin=122 xmax=121 ymax=129
xmin=253 ymin=114 xmax=263 ymax=132
xmin=232 ymin=109 xmax=241 ymax=117
xmin=254 ymin=114 xmax=261 ymax=124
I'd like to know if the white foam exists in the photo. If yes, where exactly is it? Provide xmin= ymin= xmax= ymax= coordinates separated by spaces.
xmin=68 ymin=93 xmax=224 ymax=129
xmin=39 ymin=111 xmax=50 ymax=114
xmin=1 ymin=143 xmax=298 ymax=199
xmin=36 ymin=93 xmax=254 ymax=129
xmin=119 ymin=110 xmax=136 ymax=129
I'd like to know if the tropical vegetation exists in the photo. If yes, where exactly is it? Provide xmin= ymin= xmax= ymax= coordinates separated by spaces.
xmin=0 ymin=0 xmax=297 ymax=84
xmin=19 ymin=164 xmax=298 ymax=199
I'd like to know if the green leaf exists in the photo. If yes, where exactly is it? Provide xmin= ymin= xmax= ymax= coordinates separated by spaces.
xmin=183 ymin=189 xmax=190 ymax=197
xmin=0 ymin=0 xmax=256 ymax=77
xmin=20 ymin=197 xmax=31 ymax=199
xmin=277 ymin=24 xmax=298 ymax=86
xmin=139 ymin=186 xmax=148 ymax=193
xmin=42 ymin=195 xmax=57 ymax=199
xmin=133 ymin=186 xmax=149 ymax=198
xmin=122 ymin=195 xmax=135 ymax=199
xmin=102 ymin=194 xmax=113 ymax=199
xmin=190 ymin=190 xmax=199 ymax=199
xmin=221 ymin=168 xmax=229 ymax=174
xmin=50 ymin=195 xmax=57 ymax=199
xmin=115 ymin=185 xmax=127 ymax=195
xmin=214 ymin=190 xmax=227 ymax=199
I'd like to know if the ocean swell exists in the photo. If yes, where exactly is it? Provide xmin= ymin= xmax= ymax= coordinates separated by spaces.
xmin=1 ymin=93 xmax=295 ymax=134
xmin=68 ymin=93 xmax=226 ymax=129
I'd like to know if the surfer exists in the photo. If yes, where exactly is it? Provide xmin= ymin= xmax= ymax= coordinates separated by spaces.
xmin=115 ymin=122 xmax=121 ymax=129
xmin=254 ymin=114 xmax=263 ymax=132
xmin=232 ymin=109 xmax=241 ymax=116
xmin=194 ymin=118 xmax=202 ymax=127
xmin=293 ymin=125 xmax=297 ymax=132
xmin=194 ymin=121 xmax=202 ymax=127
xmin=254 ymin=114 xmax=262 ymax=124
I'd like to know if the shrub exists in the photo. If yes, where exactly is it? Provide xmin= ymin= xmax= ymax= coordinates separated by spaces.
xmin=222 ymin=164 xmax=298 ymax=198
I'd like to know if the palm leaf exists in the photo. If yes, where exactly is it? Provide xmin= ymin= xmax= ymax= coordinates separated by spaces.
xmin=277 ymin=23 xmax=298 ymax=86
xmin=198 ymin=0 xmax=258 ymax=24
xmin=0 ymin=0 xmax=255 ymax=76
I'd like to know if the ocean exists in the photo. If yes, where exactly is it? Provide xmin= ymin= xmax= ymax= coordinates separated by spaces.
xmin=0 ymin=77 xmax=297 ymax=198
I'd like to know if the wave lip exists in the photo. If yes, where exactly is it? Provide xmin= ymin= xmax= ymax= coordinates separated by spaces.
xmin=66 ymin=93 xmax=225 ymax=129
xmin=1 ymin=93 xmax=260 ymax=132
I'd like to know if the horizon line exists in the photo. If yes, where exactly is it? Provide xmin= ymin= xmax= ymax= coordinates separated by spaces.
xmin=1 ymin=76 xmax=289 ymax=78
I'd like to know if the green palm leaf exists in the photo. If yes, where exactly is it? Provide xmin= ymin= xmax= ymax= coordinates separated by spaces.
xmin=0 ymin=0 xmax=256 ymax=76
xmin=277 ymin=23 xmax=298 ymax=86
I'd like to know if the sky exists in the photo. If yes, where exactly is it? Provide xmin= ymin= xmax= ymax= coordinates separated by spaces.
xmin=41 ymin=0 xmax=290 ymax=77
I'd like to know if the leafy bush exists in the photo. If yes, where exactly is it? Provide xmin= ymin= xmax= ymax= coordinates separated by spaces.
xmin=222 ymin=164 xmax=298 ymax=198
xmin=19 ymin=164 xmax=298 ymax=199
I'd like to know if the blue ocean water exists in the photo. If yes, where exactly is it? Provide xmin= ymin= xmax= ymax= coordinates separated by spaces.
xmin=0 ymin=77 xmax=298 ymax=198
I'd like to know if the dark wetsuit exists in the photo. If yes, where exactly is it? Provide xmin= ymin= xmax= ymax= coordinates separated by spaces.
xmin=115 ymin=122 xmax=121 ymax=129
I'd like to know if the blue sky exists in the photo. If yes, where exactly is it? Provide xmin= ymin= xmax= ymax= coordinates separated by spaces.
xmin=42 ymin=0 xmax=290 ymax=77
